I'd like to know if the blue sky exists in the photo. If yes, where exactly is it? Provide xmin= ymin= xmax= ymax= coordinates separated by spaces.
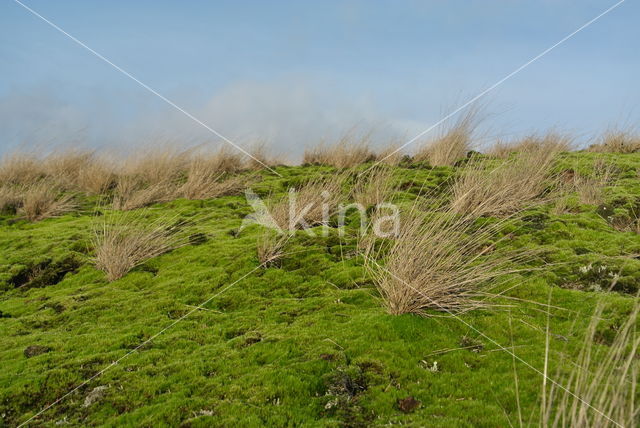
xmin=0 ymin=0 xmax=638 ymax=156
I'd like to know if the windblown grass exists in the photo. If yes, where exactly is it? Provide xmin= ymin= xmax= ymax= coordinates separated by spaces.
xmin=256 ymin=230 xmax=291 ymax=267
xmin=303 ymin=135 xmax=376 ymax=169
xmin=92 ymin=211 xmax=188 ymax=281
xmin=362 ymin=204 xmax=532 ymax=316
xmin=18 ymin=183 xmax=75 ymax=222
xmin=414 ymin=107 xmax=482 ymax=166
xmin=0 ymin=185 xmax=21 ymax=213
xmin=541 ymin=300 xmax=640 ymax=427
xmin=268 ymin=174 xmax=347 ymax=231
xmin=352 ymin=166 xmax=397 ymax=208
xmin=450 ymin=142 xmax=561 ymax=217
xmin=588 ymin=128 xmax=640 ymax=153
xmin=572 ymin=161 xmax=615 ymax=205
xmin=0 ymin=152 xmax=43 ymax=186
xmin=178 ymin=158 xmax=248 ymax=200
xmin=112 ymin=176 xmax=176 ymax=211
xmin=487 ymin=132 xmax=573 ymax=159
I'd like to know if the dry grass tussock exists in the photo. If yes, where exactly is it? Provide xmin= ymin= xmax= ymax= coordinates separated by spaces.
xmin=572 ymin=160 xmax=615 ymax=205
xmin=450 ymin=142 xmax=562 ymax=217
xmin=256 ymin=231 xmax=291 ymax=266
xmin=268 ymin=174 xmax=347 ymax=231
xmin=303 ymin=135 xmax=376 ymax=169
xmin=588 ymin=128 xmax=640 ymax=153
xmin=487 ymin=132 xmax=573 ymax=159
xmin=18 ymin=183 xmax=76 ymax=221
xmin=246 ymin=142 xmax=282 ymax=169
xmin=375 ymin=143 xmax=404 ymax=166
xmin=179 ymin=158 xmax=248 ymax=200
xmin=540 ymin=300 xmax=639 ymax=427
xmin=112 ymin=176 xmax=176 ymax=211
xmin=92 ymin=212 xmax=189 ymax=281
xmin=362 ymin=204 xmax=533 ymax=316
xmin=414 ymin=107 xmax=482 ymax=166
xmin=0 ymin=152 xmax=44 ymax=186
xmin=0 ymin=186 xmax=21 ymax=212
xmin=352 ymin=167 xmax=397 ymax=208
xmin=43 ymin=149 xmax=116 ymax=194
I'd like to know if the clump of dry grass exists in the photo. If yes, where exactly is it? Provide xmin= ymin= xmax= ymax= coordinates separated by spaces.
xmin=414 ymin=107 xmax=482 ymax=166
xmin=256 ymin=231 xmax=291 ymax=266
xmin=541 ymin=301 xmax=640 ymax=427
xmin=122 ymin=148 xmax=190 ymax=186
xmin=112 ymin=175 xmax=177 ymax=211
xmin=42 ymin=149 xmax=116 ymax=194
xmin=178 ymin=158 xmax=248 ymax=200
xmin=487 ymin=132 xmax=573 ymax=159
xmin=375 ymin=143 xmax=404 ymax=166
xmin=246 ymin=142 xmax=280 ymax=170
xmin=92 ymin=212 xmax=187 ymax=281
xmin=0 ymin=186 xmax=21 ymax=213
xmin=268 ymin=174 xmax=347 ymax=231
xmin=362 ymin=204 xmax=531 ymax=316
xmin=18 ymin=183 xmax=76 ymax=221
xmin=0 ymin=152 xmax=44 ymax=186
xmin=450 ymin=143 xmax=561 ymax=217
xmin=588 ymin=128 xmax=640 ymax=153
xmin=303 ymin=135 xmax=376 ymax=169
xmin=352 ymin=167 xmax=397 ymax=208
xmin=200 ymin=147 xmax=245 ymax=174
xmin=572 ymin=161 xmax=615 ymax=205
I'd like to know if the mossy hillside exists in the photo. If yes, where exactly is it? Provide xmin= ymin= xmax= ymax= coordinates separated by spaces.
xmin=0 ymin=153 xmax=639 ymax=427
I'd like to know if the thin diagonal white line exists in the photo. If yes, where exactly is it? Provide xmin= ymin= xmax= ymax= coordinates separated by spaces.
xmin=17 ymin=262 xmax=265 ymax=428
xmin=363 ymin=255 xmax=623 ymax=427
xmin=369 ymin=0 xmax=625 ymax=170
xmin=12 ymin=0 xmax=282 ymax=177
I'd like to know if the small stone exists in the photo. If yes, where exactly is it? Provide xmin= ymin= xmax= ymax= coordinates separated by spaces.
xmin=24 ymin=345 xmax=51 ymax=358
xmin=397 ymin=396 xmax=421 ymax=413
xmin=83 ymin=385 xmax=108 ymax=407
